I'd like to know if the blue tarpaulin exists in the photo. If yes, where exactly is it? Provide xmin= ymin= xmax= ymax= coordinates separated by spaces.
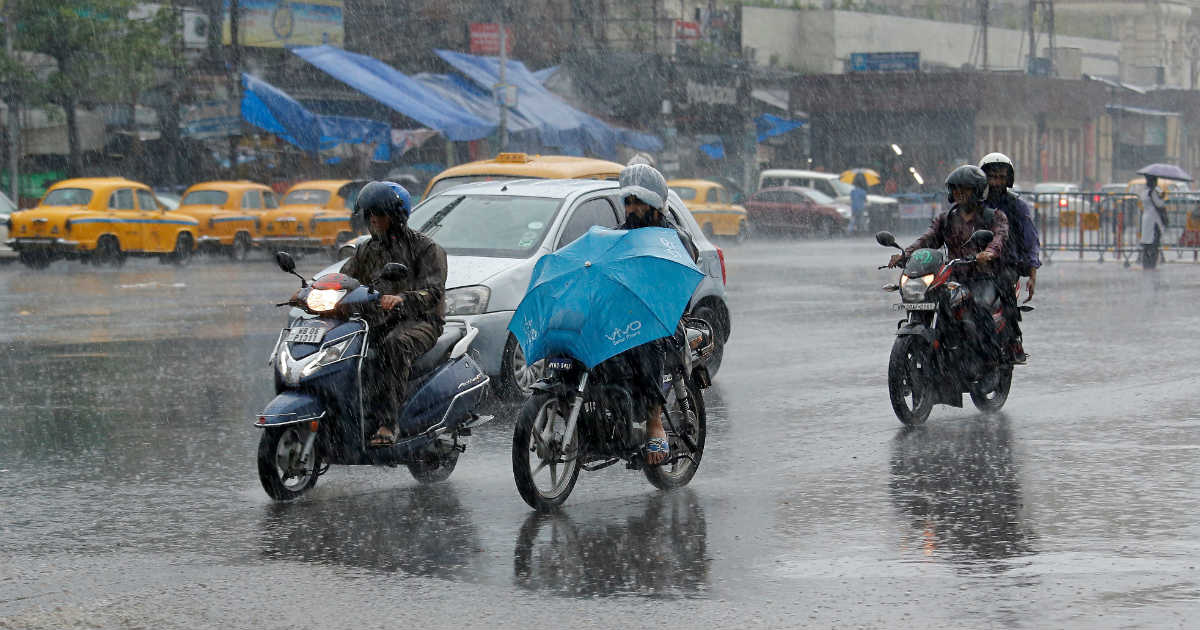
xmin=292 ymin=45 xmax=496 ymax=142
xmin=241 ymin=73 xmax=391 ymax=161
xmin=756 ymin=113 xmax=807 ymax=143
xmin=435 ymin=49 xmax=661 ymax=157
xmin=699 ymin=141 xmax=725 ymax=159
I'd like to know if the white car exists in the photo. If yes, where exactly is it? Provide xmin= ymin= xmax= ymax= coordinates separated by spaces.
xmin=301 ymin=179 xmax=732 ymax=399
xmin=0 ymin=190 xmax=18 ymax=262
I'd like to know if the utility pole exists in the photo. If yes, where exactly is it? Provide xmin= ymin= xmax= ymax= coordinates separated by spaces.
xmin=498 ymin=12 xmax=508 ymax=152
xmin=6 ymin=3 xmax=19 ymax=204
xmin=228 ymin=0 xmax=240 ymax=177
xmin=980 ymin=0 xmax=989 ymax=71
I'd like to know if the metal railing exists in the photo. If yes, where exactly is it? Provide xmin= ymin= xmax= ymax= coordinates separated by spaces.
xmin=1022 ymin=191 xmax=1200 ymax=264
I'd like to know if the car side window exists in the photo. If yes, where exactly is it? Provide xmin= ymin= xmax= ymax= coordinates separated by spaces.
xmin=705 ymin=188 xmax=719 ymax=203
xmin=135 ymin=189 xmax=159 ymax=211
xmin=783 ymin=191 xmax=805 ymax=205
xmin=817 ymin=181 xmax=836 ymax=198
xmin=753 ymin=191 xmax=774 ymax=203
xmin=109 ymin=189 xmax=134 ymax=210
xmin=242 ymin=190 xmax=263 ymax=209
xmin=263 ymin=191 xmax=279 ymax=209
xmin=557 ymin=197 xmax=619 ymax=248
xmin=717 ymin=188 xmax=730 ymax=204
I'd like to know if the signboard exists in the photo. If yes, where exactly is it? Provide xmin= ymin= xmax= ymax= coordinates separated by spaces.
xmin=674 ymin=20 xmax=701 ymax=41
xmin=469 ymin=23 xmax=514 ymax=55
xmin=848 ymin=52 xmax=920 ymax=73
xmin=222 ymin=0 xmax=344 ymax=49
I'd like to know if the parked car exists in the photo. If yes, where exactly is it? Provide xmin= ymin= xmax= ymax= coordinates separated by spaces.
xmin=256 ymin=180 xmax=365 ymax=258
xmin=175 ymin=181 xmax=278 ymax=260
xmin=303 ymin=179 xmax=732 ymax=399
xmin=424 ymin=153 xmax=624 ymax=197
xmin=667 ymin=178 xmax=750 ymax=241
xmin=757 ymin=168 xmax=898 ymax=230
xmin=0 ymin=190 xmax=17 ymax=262
xmin=1031 ymin=182 xmax=1091 ymax=216
xmin=744 ymin=186 xmax=849 ymax=236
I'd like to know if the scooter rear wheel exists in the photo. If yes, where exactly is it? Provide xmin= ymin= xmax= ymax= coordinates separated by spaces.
xmin=258 ymin=426 xmax=320 ymax=500
xmin=888 ymin=336 xmax=935 ymax=425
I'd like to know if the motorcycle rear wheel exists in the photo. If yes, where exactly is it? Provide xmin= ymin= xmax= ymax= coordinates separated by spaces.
xmin=512 ymin=392 xmax=581 ymax=512
xmin=644 ymin=379 xmax=707 ymax=490
xmin=888 ymin=336 xmax=934 ymax=425
xmin=257 ymin=426 xmax=320 ymax=501
xmin=970 ymin=364 xmax=1013 ymax=412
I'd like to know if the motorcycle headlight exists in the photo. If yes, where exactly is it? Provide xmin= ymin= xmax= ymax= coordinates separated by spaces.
xmin=900 ymin=274 xmax=934 ymax=301
xmin=306 ymin=288 xmax=346 ymax=312
xmin=301 ymin=337 xmax=354 ymax=377
xmin=445 ymin=285 xmax=490 ymax=316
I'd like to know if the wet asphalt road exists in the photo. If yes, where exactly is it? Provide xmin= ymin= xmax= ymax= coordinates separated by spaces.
xmin=1 ymin=239 xmax=1198 ymax=629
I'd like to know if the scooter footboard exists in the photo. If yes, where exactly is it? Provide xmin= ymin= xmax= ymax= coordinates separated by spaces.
xmin=398 ymin=354 xmax=489 ymax=436
xmin=254 ymin=391 xmax=325 ymax=427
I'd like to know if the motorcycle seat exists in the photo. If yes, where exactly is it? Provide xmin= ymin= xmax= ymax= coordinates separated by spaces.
xmin=410 ymin=326 xmax=465 ymax=377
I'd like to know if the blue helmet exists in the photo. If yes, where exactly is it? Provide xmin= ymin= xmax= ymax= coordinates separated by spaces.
xmin=356 ymin=180 xmax=412 ymax=223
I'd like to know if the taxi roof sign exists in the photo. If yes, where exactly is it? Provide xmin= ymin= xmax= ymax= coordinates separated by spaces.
xmin=494 ymin=152 xmax=534 ymax=164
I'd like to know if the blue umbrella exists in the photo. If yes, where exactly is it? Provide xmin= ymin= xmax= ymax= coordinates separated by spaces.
xmin=509 ymin=226 xmax=704 ymax=369
xmin=1136 ymin=163 xmax=1193 ymax=182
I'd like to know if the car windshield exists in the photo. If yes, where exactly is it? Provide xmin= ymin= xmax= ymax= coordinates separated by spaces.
xmin=410 ymin=194 xmax=563 ymax=258
xmin=426 ymin=175 xmax=529 ymax=197
xmin=42 ymin=188 xmax=94 ymax=206
xmin=282 ymin=189 xmax=331 ymax=206
xmin=671 ymin=187 xmax=698 ymax=200
xmin=181 ymin=190 xmax=228 ymax=206
xmin=831 ymin=180 xmax=854 ymax=196
xmin=802 ymin=188 xmax=836 ymax=204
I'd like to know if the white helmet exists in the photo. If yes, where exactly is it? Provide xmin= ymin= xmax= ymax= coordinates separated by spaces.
xmin=978 ymin=152 xmax=1014 ymax=188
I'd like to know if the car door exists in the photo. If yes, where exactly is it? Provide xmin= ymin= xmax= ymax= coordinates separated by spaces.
xmin=134 ymin=188 xmax=165 ymax=251
xmin=555 ymin=196 xmax=621 ymax=249
xmin=108 ymin=188 xmax=144 ymax=251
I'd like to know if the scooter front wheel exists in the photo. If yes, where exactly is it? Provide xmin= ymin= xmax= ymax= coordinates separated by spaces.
xmin=512 ymin=392 xmax=581 ymax=512
xmin=257 ymin=426 xmax=321 ymax=500
xmin=888 ymin=336 xmax=934 ymax=425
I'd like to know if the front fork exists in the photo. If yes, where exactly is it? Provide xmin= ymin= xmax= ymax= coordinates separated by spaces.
xmin=539 ymin=373 xmax=588 ymax=461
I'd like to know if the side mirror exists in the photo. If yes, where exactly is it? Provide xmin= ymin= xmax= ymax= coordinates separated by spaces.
xmin=275 ymin=251 xmax=296 ymax=273
xmin=381 ymin=262 xmax=409 ymax=281
xmin=970 ymin=229 xmax=994 ymax=248
xmin=875 ymin=231 xmax=899 ymax=249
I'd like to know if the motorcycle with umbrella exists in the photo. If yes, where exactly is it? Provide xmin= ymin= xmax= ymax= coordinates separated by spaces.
xmin=507 ymin=226 xmax=716 ymax=511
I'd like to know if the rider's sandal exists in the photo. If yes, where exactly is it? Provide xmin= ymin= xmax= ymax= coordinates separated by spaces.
xmin=368 ymin=428 xmax=397 ymax=448
xmin=645 ymin=437 xmax=670 ymax=464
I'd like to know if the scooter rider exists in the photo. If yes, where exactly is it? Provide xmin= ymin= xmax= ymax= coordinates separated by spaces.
xmin=980 ymin=152 xmax=1040 ymax=363
xmin=889 ymin=165 xmax=1009 ymax=360
xmin=340 ymin=181 xmax=448 ymax=447
xmin=612 ymin=163 xmax=698 ymax=465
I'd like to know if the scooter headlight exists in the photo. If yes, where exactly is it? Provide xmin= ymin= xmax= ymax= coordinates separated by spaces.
xmin=306 ymin=288 xmax=346 ymax=312
xmin=301 ymin=337 xmax=354 ymax=377
xmin=900 ymin=273 xmax=934 ymax=301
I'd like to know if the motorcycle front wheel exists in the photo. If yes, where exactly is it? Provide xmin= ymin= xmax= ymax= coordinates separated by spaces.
xmin=512 ymin=392 xmax=581 ymax=512
xmin=888 ymin=336 xmax=935 ymax=426
xmin=257 ymin=426 xmax=321 ymax=501
xmin=644 ymin=379 xmax=707 ymax=490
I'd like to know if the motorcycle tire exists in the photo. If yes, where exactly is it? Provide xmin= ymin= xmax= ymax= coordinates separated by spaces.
xmin=644 ymin=378 xmax=707 ymax=490
xmin=257 ymin=426 xmax=320 ymax=501
xmin=970 ymin=364 xmax=1013 ymax=412
xmin=888 ymin=336 xmax=935 ymax=426
xmin=407 ymin=450 xmax=459 ymax=483
xmin=512 ymin=392 xmax=581 ymax=512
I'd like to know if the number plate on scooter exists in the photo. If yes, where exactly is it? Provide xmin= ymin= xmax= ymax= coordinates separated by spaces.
xmin=892 ymin=303 xmax=936 ymax=311
xmin=285 ymin=325 xmax=326 ymax=343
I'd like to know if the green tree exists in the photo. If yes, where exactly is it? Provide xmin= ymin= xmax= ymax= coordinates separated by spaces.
xmin=7 ymin=0 xmax=172 ymax=176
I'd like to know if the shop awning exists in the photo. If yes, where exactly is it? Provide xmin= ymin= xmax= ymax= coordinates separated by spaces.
xmin=241 ymin=73 xmax=391 ymax=161
xmin=291 ymin=45 xmax=495 ymax=142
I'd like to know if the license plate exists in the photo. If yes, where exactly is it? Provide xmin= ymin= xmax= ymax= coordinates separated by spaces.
xmin=20 ymin=238 xmax=53 ymax=244
xmin=285 ymin=325 xmax=326 ymax=343
xmin=892 ymin=303 xmax=936 ymax=311
xmin=547 ymin=358 xmax=575 ymax=371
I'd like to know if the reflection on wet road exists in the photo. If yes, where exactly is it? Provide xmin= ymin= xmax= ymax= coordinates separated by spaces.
xmin=2 ymin=243 xmax=1198 ymax=628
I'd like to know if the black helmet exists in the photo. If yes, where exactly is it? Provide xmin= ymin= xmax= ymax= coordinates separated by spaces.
xmin=355 ymin=180 xmax=412 ymax=224
xmin=945 ymin=165 xmax=988 ymax=204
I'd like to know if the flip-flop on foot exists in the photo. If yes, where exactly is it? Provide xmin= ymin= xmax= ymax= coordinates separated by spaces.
xmin=645 ymin=436 xmax=669 ymax=465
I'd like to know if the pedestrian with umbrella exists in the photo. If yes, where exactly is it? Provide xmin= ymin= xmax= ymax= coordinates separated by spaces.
xmin=1135 ymin=164 xmax=1191 ymax=269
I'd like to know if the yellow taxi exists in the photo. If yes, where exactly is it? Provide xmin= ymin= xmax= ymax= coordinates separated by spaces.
xmin=7 ymin=177 xmax=199 ymax=268
xmin=425 ymin=153 xmax=624 ymax=197
xmin=175 ymin=180 xmax=278 ymax=261
xmin=667 ymin=178 xmax=750 ymax=241
xmin=255 ymin=180 xmax=364 ymax=257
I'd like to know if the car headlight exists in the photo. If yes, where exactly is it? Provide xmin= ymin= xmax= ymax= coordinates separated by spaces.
xmin=900 ymin=274 xmax=934 ymax=301
xmin=301 ymin=337 xmax=354 ymax=377
xmin=445 ymin=285 xmax=490 ymax=316
xmin=306 ymin=288 xmax=346 ymax=312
